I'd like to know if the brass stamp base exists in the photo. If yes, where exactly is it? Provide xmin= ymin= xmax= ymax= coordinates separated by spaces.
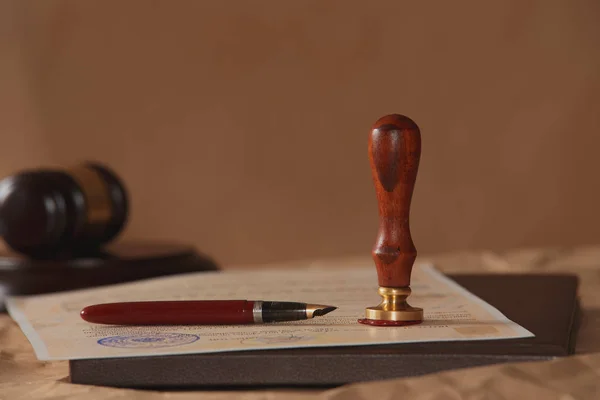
xmin=358 ymin=286 xmax=423 ymax=326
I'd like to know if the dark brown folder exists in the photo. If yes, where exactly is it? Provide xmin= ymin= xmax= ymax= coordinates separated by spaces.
xmin=69 ymin=273 xmax=580 ymax=389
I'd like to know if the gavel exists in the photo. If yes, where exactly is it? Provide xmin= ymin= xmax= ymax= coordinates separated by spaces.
xmin=0 ymin=163 xmax=128 ymax=258
xmin=359 ymin=114 xmax=424 ymax=326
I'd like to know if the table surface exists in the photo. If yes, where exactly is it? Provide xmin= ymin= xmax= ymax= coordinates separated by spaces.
xmin=2 ymin=246 xmax=600 ymax=399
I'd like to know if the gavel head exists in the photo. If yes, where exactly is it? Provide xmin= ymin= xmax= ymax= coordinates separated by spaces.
xmin=358 ymin=114 xmax=424 ymax=326
xmin=0 ymin=163 xmax=128 ymax=259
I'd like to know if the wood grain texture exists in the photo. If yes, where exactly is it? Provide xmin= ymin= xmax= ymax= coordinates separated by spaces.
xmin=369 ymin=114 xmax=421 ymax=287
xmin=0 ymin=163 xmax=128 ymax=258
xmin=0 ymin=242 xmax=218 ymax=306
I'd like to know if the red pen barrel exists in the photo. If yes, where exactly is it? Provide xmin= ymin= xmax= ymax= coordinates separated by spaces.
xmin=80 ymin=300 xmax=256 ymax=325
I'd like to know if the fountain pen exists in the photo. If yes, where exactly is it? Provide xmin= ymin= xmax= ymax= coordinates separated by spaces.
xmin=80 ymin=300 xmax=337 ymax=325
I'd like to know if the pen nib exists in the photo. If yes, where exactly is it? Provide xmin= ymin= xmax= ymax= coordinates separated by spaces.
xmin=306 ymin=304 xmax=337 ymax=318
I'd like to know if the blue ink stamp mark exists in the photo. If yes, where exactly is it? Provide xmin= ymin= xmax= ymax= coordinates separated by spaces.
xmin=98 ymin=333 xmax=199 ymax=349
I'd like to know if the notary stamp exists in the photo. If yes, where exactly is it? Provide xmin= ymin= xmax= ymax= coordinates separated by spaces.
xmin=97 ymin=333 xmax=200 ymax=349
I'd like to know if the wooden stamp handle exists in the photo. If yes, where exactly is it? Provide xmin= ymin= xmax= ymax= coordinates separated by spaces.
xmin=369 ymin=114 xmax=421 ymax=287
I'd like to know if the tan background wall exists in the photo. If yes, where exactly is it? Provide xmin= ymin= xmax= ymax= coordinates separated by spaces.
xmin=1 ymin=0 xmax=599 ymax=267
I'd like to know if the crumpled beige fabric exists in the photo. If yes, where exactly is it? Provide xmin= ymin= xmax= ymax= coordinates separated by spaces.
xmin=2 ymin=247 xmax=600 ymax=400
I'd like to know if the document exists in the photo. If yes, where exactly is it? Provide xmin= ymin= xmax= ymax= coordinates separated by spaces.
xmin=6 ymin=263 xmax=533 ymax=361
